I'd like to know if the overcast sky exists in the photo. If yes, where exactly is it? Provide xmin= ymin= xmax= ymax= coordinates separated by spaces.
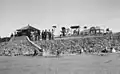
xmin=0 ymin=0 xmax=120 ymax=37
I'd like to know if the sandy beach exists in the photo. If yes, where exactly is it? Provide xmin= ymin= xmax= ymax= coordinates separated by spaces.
xmin=0 ymin=53 xmax=120 ymax=74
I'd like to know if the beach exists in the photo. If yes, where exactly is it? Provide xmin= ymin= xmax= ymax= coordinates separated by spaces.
xmin=0 ymin=53 xmax=120 ymax=74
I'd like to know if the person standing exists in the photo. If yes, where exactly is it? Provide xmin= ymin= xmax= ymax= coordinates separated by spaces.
xmin=51 ymin=29 xmax=54 ymax=40
xmin=10 ymin=33 xmax=14 ymax=38
xmin=44 ymin=29 xmax=47 ymax=40
xmin=42 ymin=30 xmax=44 ymax=40
xmin=56 ymin=49 xmax=61 ymax=57
xmin=33 ymin=49 xmax=38 ymax=56
xmin=38 ymin=30 xmax=41 ymax=40
xmin=48 ymin=29 xmax=52 ymax=40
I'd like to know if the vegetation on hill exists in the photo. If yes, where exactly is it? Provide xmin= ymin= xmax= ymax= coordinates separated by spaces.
xmin=0 ymin=36 xmax=40 ymax=56
xmin=0 ymin=33 xmax=120 ymax=56
xmin=34 ymin=34 xmax=120 ymax=55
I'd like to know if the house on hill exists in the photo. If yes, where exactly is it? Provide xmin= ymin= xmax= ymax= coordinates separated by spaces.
xmin=14 ymin=24 xmax=40 ymax=41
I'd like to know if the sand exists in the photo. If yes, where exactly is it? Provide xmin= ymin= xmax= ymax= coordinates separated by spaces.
xmin=0 ymin=53 xmax=120 ymax=74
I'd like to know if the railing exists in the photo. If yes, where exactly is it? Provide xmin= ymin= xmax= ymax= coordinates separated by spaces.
xmin=26 ymin=36 xmax=43 ymax=55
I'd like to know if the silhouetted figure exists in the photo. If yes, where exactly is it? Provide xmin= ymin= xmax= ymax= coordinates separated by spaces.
xmin=42 ymin=30 xmax=44 ymax=40
xmin=38 ymin=30 xmax=40 ymax=40
xmin=56 ymin=49 xmax=61 ymax=57
xmin=33 ymin=49 xmax=38 ymax=56
xmin=10 ymin=33 xmax=13 ymax=38
xmin=44 ymin=29 xmax=47 ymax=40
xmin=48 ymin=29 xmax=52 ymax=40
xmin=35 ymin=31 xmax=38 ymax=41
xmin=51 ymin=29 xmax=54 ymax=40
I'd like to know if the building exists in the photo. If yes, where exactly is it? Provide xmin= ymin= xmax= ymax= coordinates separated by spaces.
xmin=70 ymin=26 xmax=80 ymax=35
xmin=14 ymin=24 xmax=40 ymax=41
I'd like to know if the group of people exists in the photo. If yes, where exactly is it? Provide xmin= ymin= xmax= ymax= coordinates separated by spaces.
xmin=29 ymin=29 xmax=54 ymax=41
xmin=30 ymin=29 xmax=54 ymax=41
xmin=41 ymin=29 xmax=54 ymax=40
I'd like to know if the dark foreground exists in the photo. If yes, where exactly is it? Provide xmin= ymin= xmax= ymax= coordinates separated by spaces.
xmin=0 ymin=53 xmax=120 ymax=74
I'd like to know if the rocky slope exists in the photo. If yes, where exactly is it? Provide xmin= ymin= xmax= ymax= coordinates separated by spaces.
xmin=34 ymin=35 xmax=120 ymax=55
xmin=0 ymin=36 xmax=42 ymax=56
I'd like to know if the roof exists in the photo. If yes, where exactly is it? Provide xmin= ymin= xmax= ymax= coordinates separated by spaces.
xmin=70 ymin=26 xmax=80 ymax=29
xmin=52 ymin=26 xmax=57 ymax=28
xmin=16 ymin=25 xmax=40 ymax=31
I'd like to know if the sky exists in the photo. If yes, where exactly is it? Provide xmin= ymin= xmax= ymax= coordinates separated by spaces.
xmin=0 ymin=0 xmax=120 ymax=37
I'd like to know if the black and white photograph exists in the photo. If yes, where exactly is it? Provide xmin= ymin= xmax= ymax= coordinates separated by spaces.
xmin=0 ymin=0 xmax=120 ymax=74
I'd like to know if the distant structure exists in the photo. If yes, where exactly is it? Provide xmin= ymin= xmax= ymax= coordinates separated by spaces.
xmin=9 ymin=24 xmax=112 ymax=40
xmin=14 ymin=24 xmax=40 ymax=41
xmin=89 ymin=26 xmax=104 ymax=35
xmin=70 ymin=26 xmax=80 ymax=35
xmin=58 ymin=25 xmax=108 ymax=37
